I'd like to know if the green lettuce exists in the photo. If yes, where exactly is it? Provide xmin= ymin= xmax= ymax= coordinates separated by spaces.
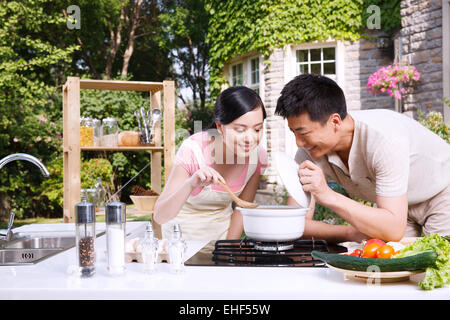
xmin=393 ymin=233 xmax=450 ymax=290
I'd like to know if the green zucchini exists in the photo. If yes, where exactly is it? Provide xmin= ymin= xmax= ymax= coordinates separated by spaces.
xmin=311 ymin=250 xmax=437 ymax=272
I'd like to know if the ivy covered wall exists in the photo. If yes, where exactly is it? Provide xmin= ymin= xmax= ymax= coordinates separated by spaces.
xmin=206 ymin=0 xmax=401 ymax=98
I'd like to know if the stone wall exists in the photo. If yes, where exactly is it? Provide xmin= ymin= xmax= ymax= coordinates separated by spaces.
xmin=343 ymin=31 xmax=395 ymax=111
xmin=400 ymin=0 xmax=444 ymax=116
xmin=262 ymin=48 xmax=286 ymax=186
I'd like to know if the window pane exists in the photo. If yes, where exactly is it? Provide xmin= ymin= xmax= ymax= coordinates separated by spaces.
xmin=299 ymin=64 xmax=308 ymax=74
xmin=323 ymin=47 xmax=335 ymax=61
xmin=324 ymin=62 xmax=335 ymax=74
xmin=310 ymin=63 xmax=321 ymax=74
xmin=310 ymin=49 xmax=321 ymax=61
xmin=296 ymin=50 xmax=308 ymax=62
xmin=251 ymin=58 xmax=259 ymax=84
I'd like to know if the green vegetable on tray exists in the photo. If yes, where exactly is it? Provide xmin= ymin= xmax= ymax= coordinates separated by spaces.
xmin=393 ymin=233 xmax=450 ymax=290
xmin=311 ymin=250 xmax=437 ymax=272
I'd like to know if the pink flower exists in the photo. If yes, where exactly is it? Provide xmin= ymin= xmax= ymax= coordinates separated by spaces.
xmin=394 ymin=91 xmax=402 ymax=99
xmin=13 ymin=137 xmax=18 ymax=142
xmin=36 ymin=136 xmax=42 ymax=142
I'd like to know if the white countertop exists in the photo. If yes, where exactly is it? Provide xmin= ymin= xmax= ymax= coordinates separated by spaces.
xmin=0 ymin=222 xmax=449 ymax=300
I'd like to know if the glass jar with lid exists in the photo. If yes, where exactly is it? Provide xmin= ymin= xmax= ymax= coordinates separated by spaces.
xmin=102 ymin=118 xmax=118 ymax=147
xmin=80 ymin=117 xmax=94 ymax=147
xmin=92 ymin=118 xmax=102 ymax=146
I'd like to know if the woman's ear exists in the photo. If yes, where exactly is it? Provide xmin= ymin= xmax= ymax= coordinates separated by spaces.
xmin=216 ymin=121 xmax=223 ymax=135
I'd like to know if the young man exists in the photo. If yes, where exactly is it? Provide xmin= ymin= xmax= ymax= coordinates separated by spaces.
xmin=276 ymin=74 xmax=450 ymax=243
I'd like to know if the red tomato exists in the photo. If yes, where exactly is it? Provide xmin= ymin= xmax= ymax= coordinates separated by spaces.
xmin=364 ymin=239 xmax=386 ymax=248
xmin=362 ymin=243 xmax=381 ymax=258
xmin=349 ymin=249 xmax=362 ymax=257
xmin=376 ymin=244 xmax=395 ymax=259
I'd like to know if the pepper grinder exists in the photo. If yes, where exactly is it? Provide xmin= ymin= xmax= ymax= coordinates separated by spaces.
xmin=75 ymin=194 xmax=96 ymax=278
xmin=141 ymin=222 xmax=159 ymax=274
xmin=169 ymin=224 xmax=187 ymax=273
xmin=105 ymin=201 xmax=126 ymax=275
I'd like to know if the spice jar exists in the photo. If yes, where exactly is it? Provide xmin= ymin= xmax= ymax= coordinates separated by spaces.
xmin=102 ymin=118 xmax=118 ymax=147
xmin=93 ymin=118 xmax=102 ymax=146
xmin=141 ymin=222 xmax=159 ymax=274
xmin=168 ymin=224 xmax=187 ymax=274
xmin=80 ymin=117 xmax=95 ymax=147
xmin=105 ymin=201 xmax=126 ymax=275
xmin=94 ymin=177 xmax=106 ymax=209
xmin=75 ymin=195 xmax=96 ymax=277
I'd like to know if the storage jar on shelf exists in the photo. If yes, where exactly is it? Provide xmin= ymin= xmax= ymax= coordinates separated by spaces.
xmin=102 ymin=118 xmax=118 ymax=147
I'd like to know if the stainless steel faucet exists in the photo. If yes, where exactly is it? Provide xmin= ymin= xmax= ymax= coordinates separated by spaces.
xmin=0 ymin=153 xmax=50 ymax=177
xmin=0 ymin=153 xmax=50 ymax=242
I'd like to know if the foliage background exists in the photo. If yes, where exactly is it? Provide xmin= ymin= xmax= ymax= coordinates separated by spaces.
xmin=2 ymin=0 xmax=441 ymax=224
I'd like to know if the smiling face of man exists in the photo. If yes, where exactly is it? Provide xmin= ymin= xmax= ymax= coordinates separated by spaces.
xmin=287 ymin=112 xmax=341 ymax=159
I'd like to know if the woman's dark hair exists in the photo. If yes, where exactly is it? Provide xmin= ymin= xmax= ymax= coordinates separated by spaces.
xmin=208 ymin=86 xmax=266 ymax=129
xmin=275 ymin=74 xmax=347 ymax=124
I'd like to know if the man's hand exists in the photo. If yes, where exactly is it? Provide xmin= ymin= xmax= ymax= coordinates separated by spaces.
xmin=298 ymin=160 xmax=332 ymax=204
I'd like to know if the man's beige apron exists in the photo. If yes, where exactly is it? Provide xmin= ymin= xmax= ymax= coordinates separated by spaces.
xmin=161 ymin=139 xmax=259 ymax=241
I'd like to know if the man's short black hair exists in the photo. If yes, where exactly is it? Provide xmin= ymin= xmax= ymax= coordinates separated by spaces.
xmin=275 ymin=74 xmax=347 ymax=124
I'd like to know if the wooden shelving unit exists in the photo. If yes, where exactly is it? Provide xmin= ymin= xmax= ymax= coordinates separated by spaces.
xmin=62 ymin=77 xmax=175 ymax=238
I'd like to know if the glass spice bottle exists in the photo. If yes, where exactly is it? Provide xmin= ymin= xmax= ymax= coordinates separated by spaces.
xmin=75 ymin=193 xmax=96 ymax=278
xmin=94 ymin=177 xmax=106 ymax=209
xmin=141 ymin=222 xmax=159 ymax=274
xmin=105 ymin=201 xmax=126 ymax=275
xmin=169 ymin=224 xmax=187 ymax=274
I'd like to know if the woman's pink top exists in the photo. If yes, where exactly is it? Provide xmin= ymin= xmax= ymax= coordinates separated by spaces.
xmin=175 ymin=131 xmax=268 ymax=196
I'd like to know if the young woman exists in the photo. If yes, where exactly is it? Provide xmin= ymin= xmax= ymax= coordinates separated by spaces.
xmin=153 ymin=86 xmax=268 ymax=241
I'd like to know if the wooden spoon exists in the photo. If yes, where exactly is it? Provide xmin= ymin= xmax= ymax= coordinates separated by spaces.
xmin=217 ymin=180 xmax=259 ymax=208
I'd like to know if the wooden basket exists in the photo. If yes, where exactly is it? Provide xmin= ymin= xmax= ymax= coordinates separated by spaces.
xmin=130 ymin=195 xmax=158 ymax=211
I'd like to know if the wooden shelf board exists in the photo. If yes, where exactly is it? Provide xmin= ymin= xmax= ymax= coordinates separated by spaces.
xmin=79 ymin=79 xmax=163 ymax=93
xmin=81 ymin=146 xmax=164 ymax=152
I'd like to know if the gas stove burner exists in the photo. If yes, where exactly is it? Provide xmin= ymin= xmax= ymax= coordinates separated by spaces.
xmin=250 ymin=240 xmax=294 ymax=251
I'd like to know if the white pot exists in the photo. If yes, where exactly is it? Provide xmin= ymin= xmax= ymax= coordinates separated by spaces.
xmin=237 ymin=205 xmax=309 ymax=241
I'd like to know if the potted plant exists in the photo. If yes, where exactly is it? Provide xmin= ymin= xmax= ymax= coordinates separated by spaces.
xmin=367 ymin=62 xmax=420 ymax=100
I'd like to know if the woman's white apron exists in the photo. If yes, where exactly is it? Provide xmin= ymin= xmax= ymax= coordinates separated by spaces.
xmin=161 ymin=139 xmax=259 ymax=241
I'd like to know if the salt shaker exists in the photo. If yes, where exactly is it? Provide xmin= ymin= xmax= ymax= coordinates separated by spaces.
xmin=141 ymin=222 xmax=159 ymax=274
xmin=105 ymin=201 xmax=126 ymax=275
xmin=169 ymin=224 xmax=187 ymax=273
xmin=75 ymin=195 xmax=96 ymax=278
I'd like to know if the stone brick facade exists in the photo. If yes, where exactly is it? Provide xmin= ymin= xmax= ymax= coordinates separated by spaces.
xmin=400 ymin=0 xmax=444 ymax=116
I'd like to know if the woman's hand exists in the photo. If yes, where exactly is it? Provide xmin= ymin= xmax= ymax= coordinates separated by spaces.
xmin=188 ymin=166 xmax=226 ymax=189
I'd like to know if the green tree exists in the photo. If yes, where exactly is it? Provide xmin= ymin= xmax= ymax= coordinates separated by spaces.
xmin=160 ymin=0 xmax=210 ymax=109
xmin=0 ymin=0 xmax=78 ymax=219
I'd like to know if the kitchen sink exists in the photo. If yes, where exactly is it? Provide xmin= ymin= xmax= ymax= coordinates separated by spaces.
xmin=0 ymin=232 xmax=105 ymax=266
xmin=4 ymin=236 xmax=75 ymax=249
xmin=0 ymin=248 xmax=63 ymax=265
xmin=0 ymin=235 xmax=75 ymax=265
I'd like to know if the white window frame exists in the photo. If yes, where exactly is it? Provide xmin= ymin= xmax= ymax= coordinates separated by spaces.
xmin=230 ymin=62 xmax=244 ymax=86
xmin=283 ymin=40 xmax=345 ymax=158
xmin=295 ymin=47 xmax=337 ymax=81
xmin=248 ymin=56 xmax=260 ymax=92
